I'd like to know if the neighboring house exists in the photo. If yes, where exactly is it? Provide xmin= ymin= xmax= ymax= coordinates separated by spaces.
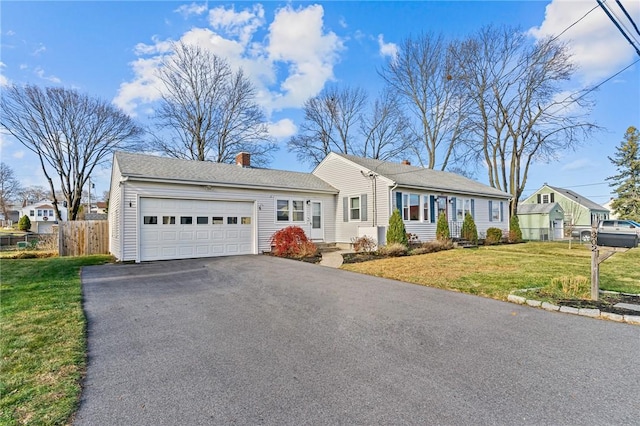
xmin=1 ymin=204 xmax=20 ymax=227
xmin=602 ymin=198 xmax=619 ymax=219
xmin=517 ymin=203 xmax=565 ymax=241
xmin=520 ymin=184 xmax=609 ymax=241
xmin=95 ymin=201 xmax=108 ymax=214
xmin=108 ymin=151 xmax=511 ymax=262
xmin=19 ymin=200 xmax=68 ymax=234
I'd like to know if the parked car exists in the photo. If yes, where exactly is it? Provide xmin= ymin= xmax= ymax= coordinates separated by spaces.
xmin=596 ymin=219 xmax=639 ymax=248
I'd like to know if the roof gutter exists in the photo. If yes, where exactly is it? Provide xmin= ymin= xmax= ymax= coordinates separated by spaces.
xmin=121 ymin=175 xmax=339 ymax=195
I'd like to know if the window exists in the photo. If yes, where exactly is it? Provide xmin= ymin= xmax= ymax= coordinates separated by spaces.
xmin=276 ymin=200 xmax=289 ymax=222
xmin=227 ymin=216 xmax=238 ymax=225
xmin=276 ymin=199 xmax=304 ymax=222
xmin=144 ymin=216 xmax=158 ymax=225
xmin=241 ymin=217 xmax=251 ymax=225
xmin=196 ymin=216 xmax=208 ymax=225
xmin=350 ymin=196 xmax=360 ymax=220
xmin=456 ymin=198 xmax=474 ymax=221
xmin=292 ymin=201 xmax=304 ymax=222
xmin=423 ymin=196 xmax=430 ymax=223
xmin=409 ymin=194 xmax=420 ymax=221
xmin=48 ymin=210 xmax=53 ymax=216
xmin=489 ymin=201 xmax=503 ymax=222
xmin=542 ymin=194 xmax=549 ymax=203
xmin=30 ymin=210 xmax=34 ymax=217
xmin=180 ymin=216 xmax=192 ymax=224
xmin=163 ymin=216 xmax=175 ymax=224
xmin=212 ymin=216 xmax=223 ymax=224
xmin=38 ymin=210 xmax=43 ymax=217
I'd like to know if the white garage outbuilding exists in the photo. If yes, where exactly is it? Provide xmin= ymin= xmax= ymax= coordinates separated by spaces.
xmin=109 ymin=152 xmax=337 ymax=263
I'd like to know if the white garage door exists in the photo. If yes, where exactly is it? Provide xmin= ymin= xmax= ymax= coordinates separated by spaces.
xmin=140 ymin=198 xmax=254 ymax=261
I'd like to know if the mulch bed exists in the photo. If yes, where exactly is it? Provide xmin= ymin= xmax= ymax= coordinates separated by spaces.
xmin=342 ymin=252 xmax=395 ymax=264
xmin=263 ymin=251 xmax=322 ymax=264
xmin=556 ymin=293 xmax=640 ymax=316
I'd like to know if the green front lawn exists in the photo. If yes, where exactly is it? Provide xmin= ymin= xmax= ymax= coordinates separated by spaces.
xmin=1 ymin=255 xmax=113 ymax=425
xmin=341 ymin=242 xmax=640 ymax=300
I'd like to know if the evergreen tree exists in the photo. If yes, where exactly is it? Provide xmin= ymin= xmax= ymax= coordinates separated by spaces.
xmin=509 ymin=215 xmax=523 ymax=243
xmin=461 ymin=212 xmax=478 ymax=244
xmin=18 ymin=215 xmax=31 ymax=231
xmin=607 ymin=126 xmax=640 ymax=222
xmin=436 ymin=213 xmax=450 ymax=241
xmin=386 ymin=209 xmax=408 ymax=246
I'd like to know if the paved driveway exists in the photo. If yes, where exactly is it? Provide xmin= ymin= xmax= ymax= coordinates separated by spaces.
xmin=76 ymin=255 xmax=640 ymax=425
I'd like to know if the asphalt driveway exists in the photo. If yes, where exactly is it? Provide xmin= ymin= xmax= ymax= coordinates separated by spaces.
xmin=76 ymin=255 xmax=640 ymax=425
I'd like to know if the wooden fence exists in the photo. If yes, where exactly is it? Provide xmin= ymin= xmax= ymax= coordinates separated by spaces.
xmin=59 ymin=220 xmax=109 ymax=256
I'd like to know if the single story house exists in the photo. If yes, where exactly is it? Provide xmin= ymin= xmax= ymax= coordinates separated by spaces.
xmin=520 ymin=184 xmax=610 ymax=241
xmin=108 ymin=151 xmax=511 ymax=262
xmin=517 ymin=203 xmax=565 ymax=241
xmin=19 ymin=200 xmax=68 ymax=234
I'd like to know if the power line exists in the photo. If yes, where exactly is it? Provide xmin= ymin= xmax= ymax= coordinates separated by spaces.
xmin=615 ymin=0 xmax=640 ymax=37
xmin=597 ymin=0 xmax=640 ymax=56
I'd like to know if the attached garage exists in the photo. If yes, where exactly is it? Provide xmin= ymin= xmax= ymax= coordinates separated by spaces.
xmin=139 ymin=198 xmax=254 ymax=261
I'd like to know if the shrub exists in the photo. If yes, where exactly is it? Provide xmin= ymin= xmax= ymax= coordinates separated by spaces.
xmin=386 ymin=209 xmax=408 ymax=246
xmin=379 ymin=242 xmax=408 ymax=257
xmin=509 ymin=215 xmax=523 ymax=243
xmin=411 ymin=239 xmax=454 ymax=255
xmin=270 ymin=226 xmax=317 ymax=258
xmin=485 ymin=227 xmax=502 ymax=245
xmin=460 ymin=212 xmax=478 ymax=245
xmin=18 ymin=215 xmax=31 ymax=231
xmin=351 ymin=235 xmax=377 ymax=253
xmin=435 ymin=212 xmax=450 ymax=241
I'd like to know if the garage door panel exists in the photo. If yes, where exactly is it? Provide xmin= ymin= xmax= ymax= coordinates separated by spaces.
xmin=140 ymin=198 xmax=254 ymax=261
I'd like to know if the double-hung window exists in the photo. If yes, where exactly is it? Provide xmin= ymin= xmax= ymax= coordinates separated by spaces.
xmin=455 ymin=198 xmax=475 ymax=221
xmin=489 ymin=201 xmax=503 ymax=222
xmin=276 ymin=199 xmax=305 ymax=223
xmin=350 ymin=197 xmax=360 ymax=220
xmin=398 ymin=191 xmax=429 ymax=222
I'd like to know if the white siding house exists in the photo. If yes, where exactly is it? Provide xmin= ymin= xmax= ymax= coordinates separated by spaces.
xmin=313 ymin=153 xmax=512 ymax=244
xmin=109 ymin=151 xmax=511 ymax=262
xmin=109 ymin=152 xmax=337 ymax=262
xmin=19 ymin=200 xmax=68 ymax=234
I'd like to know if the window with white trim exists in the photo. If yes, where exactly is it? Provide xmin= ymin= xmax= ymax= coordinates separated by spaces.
xmin=489 ymin=201 xmax=503 ymax=222
xmin=422 ymin=196 xmax=430 ymax=223
xmin=276 ymin=199 xmax=305 ymax=223
xmin=456 ymin=198 xmax=474 ymax=221
xmin=350 ymin=196 xmax=360 ymax=220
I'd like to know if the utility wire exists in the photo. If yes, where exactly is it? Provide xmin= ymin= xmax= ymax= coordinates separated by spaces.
xmin=615 ymin=0 xmax=640 ymax=37
xmin=597 ymin=0 xmax=640 ymax=56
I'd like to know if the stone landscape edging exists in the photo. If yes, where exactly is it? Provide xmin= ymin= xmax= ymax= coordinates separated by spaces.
xmin=507 ymin=289 xmax=640 ymax=325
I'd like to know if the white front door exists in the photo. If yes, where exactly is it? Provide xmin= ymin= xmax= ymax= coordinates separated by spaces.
xmin=310 ymin=201 xmax=323 ymax=240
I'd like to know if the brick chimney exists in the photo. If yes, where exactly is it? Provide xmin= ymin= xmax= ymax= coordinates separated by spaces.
xmin=236 ymin=152 xmax=251 ymax=167
xmin=401 ymin=159 xmax=411 ymax=165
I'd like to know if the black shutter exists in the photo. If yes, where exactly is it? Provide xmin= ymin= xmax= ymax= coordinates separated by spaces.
xmin=537 ymin=194 xmax=541 ymax=204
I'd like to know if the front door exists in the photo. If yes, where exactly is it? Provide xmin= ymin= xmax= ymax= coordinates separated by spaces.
xmin=310 ymin=201 xmax=323 ymax=240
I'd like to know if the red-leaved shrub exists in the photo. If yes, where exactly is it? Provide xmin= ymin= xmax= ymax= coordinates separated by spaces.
xmin=270 ymin=226 xmax=317 ymax=258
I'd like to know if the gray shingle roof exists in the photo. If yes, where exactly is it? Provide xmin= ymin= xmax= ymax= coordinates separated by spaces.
xmin=334 ymin=153 xmax=511 ymax=199
xmin=545 ymin=185 xmax=609 ymax=212
xmin=114 ymin=152 xmax=337 ymax=193
xmin=518 ymin=203 xmax=563 ymax=215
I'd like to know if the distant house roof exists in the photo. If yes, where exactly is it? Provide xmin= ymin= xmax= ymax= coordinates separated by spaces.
xmin=545 ymin=185 xmax=609 ymax=212
xmin=518 ymin=203 xmax=563 ymax=215
xmin=332 ymin=153 xmax=511 ymax=199
xmin=114 ymin=152 xmax=338 ymax=194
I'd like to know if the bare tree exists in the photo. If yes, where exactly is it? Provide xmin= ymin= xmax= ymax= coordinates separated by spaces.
xmin=153 ymin=42 xmax=276 ymax=166
xmin=360 ymin=89 xmax=414 ymax=161
xmin=0 ymin=162 xmax=21 ymax=221
xmin=379 ymin=32 xmax=471 ymax=170
xmin=0 ymin=85 xmax=143 ymax=220
xmin=17 ymin=185 xmax=51 ymax=205
xmin=288 ymin=85 xmax=368 ymax=166
xmin=454 ymin=26 xmax=597 ymax=216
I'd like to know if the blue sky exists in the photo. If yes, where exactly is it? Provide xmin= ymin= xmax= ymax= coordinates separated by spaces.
xmin=1 ymin=1 xmax=639 ymax=204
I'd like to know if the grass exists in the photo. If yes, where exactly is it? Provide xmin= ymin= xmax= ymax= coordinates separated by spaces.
xmin=1 ymin=255 xmax=113 ymax=426
xmin=341 ymin=242 xmax=640 ymax=300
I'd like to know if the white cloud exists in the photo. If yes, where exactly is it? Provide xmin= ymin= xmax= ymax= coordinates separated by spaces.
xmin=174 ymin=3 xmax=208 ymax=18
xmin=6 ymin=30 xmax=15 ymax=36
xmin=13 ymin=151 xmax=25 ymax=159
xmin=32 ymin=44 xmax=46 ymax=56
xmin=267 ymin=4 xmax=343 ymax=109
xmin=115 ymin=3 xmax=344 ymax=117
xmin=377 ymin=34 xmax=397 ymax=59
xmin=529 ymin=0 xmax=640 ymax=84
xmin=34 ymin=67 xmax=61 ymax=84
xmin=268 ymin=118 xmax=297 ymax=139
xmin=0 ymin=62 xmax=8 ymax=86
xmin=19 ymin=64 xmax=28 ymax=70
